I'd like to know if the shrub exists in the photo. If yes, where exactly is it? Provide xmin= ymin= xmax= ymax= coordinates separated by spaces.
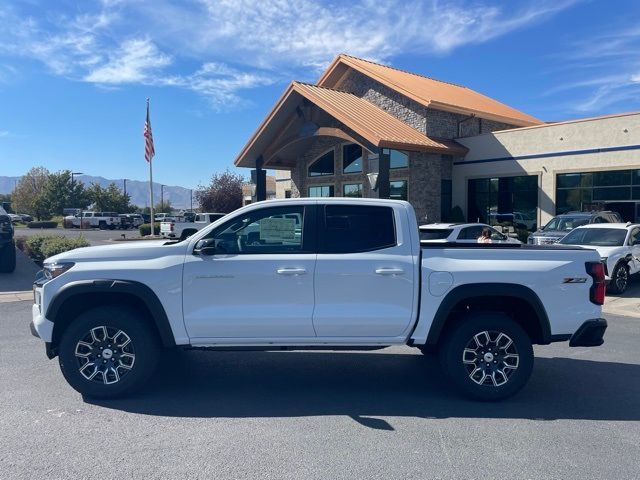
xmin=21 ymin=235 xmax=90 ymax=261
xmin=27 ymin=221 xmax=58 ymax=229
xmin=139 ymin=223 xmax=160 ymax=236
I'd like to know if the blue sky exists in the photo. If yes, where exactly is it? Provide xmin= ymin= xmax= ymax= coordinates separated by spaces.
xmin=1 ymin=0 xmax=639 ymax=189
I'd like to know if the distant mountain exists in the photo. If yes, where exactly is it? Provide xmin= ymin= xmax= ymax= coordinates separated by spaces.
xmin=0 ymin=174 xmax=196 ymax=209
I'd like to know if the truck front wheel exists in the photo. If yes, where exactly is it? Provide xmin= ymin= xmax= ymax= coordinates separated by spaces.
xmin=439 ymin=313 xmax=533 ymax=401
xmin=58 ymin=306 xmax=160 ymax=398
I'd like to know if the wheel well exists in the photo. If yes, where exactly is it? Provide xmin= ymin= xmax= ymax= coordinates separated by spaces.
xmin=439 ymin=295 xmax=546 ymax=345
xmin=51 ymin=292 xmax=162 ymax=349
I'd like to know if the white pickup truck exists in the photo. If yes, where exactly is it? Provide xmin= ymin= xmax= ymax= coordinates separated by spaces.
xmin=64 ymin=211 xmax=121 ymax=230
xmin=160 ymin=212 xmax=225 ymax=239
xmin=31 ymin=199 xmax=607 ymax=401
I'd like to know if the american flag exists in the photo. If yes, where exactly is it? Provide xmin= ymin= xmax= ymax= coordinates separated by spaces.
xmin=144 ymin=99 xmax=155 ymax=163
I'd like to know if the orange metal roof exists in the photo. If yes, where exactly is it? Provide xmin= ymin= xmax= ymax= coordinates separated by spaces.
xmin=233 ymin=82 xmax=467 ymax=166
xmin=292 ymin=82 xmax=467 ymax=154
xmin=318 ymin=54 xmax=542 ymax=127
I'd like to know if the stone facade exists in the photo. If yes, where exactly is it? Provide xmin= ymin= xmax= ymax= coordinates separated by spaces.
xmin=283 ymin=68 xmax=522 ymax=221
xmin=337 ymin=69 xmax=519 ymax=138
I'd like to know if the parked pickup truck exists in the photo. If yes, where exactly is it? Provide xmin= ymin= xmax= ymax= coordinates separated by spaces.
xmin=64 ymin=211 xmax=121 ymax=230
xmin=31 ymin=199 xmax=607 ymax=401
xmin=160 ymin=212 xmax=225 ymax=239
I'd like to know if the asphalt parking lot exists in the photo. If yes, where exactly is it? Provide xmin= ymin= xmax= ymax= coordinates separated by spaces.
xmin=1 ymin=299 xmax=639 ymax=479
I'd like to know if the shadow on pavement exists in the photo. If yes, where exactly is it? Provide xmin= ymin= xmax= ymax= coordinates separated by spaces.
xmin=88 ymin=350 xmax=640 ymax=425
xmin=0 ymin=248 xmax=38 ymax=292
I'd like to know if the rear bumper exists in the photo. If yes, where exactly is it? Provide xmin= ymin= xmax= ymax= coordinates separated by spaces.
xmin=569 ymin=318 xmax=607 ymax=347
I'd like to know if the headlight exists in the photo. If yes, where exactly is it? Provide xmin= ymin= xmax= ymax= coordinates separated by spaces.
xmin=43 ymin=262 xmax=75 ymax=280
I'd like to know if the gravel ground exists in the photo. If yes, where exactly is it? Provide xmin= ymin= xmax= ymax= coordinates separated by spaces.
xmin=1 ymin=301 xmax=639 ymax=480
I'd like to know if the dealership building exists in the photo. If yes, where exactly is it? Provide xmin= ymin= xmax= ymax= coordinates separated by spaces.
xmin=235 ymin=54 xmax=640 ymax=228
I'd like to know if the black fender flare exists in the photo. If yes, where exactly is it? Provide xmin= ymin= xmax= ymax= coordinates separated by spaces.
xmin=425 ymin=283 xmax=552 ymax=345
xmin=46 ymin=279 xmax=176 ymax=348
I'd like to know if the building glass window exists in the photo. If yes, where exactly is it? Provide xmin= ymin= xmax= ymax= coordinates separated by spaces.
xmin=308 ymin=150 xmax=334 ymax=177
xmin=468 ymin=175 xmax=538 ymax=231
xmin=382 ymin=149 xmax=409 ymax=169
xmin=342 ymin=144 xmax=363 ymax=174
xmin=343 ymin=183 xmax=363 ymax=198
xmin=308 ymin=185 xmax=334 ymax=197
xmin=390 ymin=180 xmax=408 ymax=200
xmin=556 ymin=169 xmax=640 ymax=221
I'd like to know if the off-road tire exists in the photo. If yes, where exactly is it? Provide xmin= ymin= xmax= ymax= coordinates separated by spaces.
xmin=439 ymin=313 xmax=534 ymax=401
xmin=58 ymin=306 xmax=160 ymax=398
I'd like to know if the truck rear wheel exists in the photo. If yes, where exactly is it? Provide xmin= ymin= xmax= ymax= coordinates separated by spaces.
xmin=58 ymin=306 xmax=160 ymax=398
xmin=439 ymin=313 xmax=533 ymax=401
xmin=0 ymin=241 xmax=17 ymax=273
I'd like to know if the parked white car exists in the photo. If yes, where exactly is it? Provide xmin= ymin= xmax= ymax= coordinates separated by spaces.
xmin=419 ymin=223 xmax=521 ymax=244
xmin=558 ymin=223 xmax=640 ymax=294
xmin=64 ymin=211 xmax=121 ymax=230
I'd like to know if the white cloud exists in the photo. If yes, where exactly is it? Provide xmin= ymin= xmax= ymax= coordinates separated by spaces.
xmin=0 ymin=130 xmax=9 ymax=137
xmin=84 ymin=38 xmax=172 ymax=84
xmin=0 ymin=0 xmax=582 ymax=109
xmin=545 ymin=26 xmax=640 ymax=114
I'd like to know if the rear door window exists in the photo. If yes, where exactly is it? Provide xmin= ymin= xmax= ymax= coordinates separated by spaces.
xmin=419 ymin=228 xmax=452 ymax=241
xmin=320 ymin=205 xmax=396 ymax=253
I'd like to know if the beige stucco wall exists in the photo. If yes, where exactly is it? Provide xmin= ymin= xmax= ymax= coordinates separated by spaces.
xmin=454 ymin=112 xmax=640 ymax=225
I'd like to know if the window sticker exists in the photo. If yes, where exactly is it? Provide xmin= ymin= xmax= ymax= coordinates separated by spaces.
xmin=260 ymin=217 xmax=296 ymax=241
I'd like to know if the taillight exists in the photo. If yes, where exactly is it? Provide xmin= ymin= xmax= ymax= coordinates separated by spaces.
xmin=586 ymin=261 xmax=605 ymax=305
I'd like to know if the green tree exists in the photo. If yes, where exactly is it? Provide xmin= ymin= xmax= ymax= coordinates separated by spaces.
xmin=12 ymin=167 xmax=51 ymax=220
xmin=87 ymin=182 xmax=133 ymax=212
xmin=197 ymin=169 xmax=244 ymax=213
xmin=41 ymin=170 xmax=91 ymax=215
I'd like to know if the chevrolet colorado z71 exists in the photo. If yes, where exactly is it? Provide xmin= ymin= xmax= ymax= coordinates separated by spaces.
xmin=31 ymin=199 xmax=608 ymax=401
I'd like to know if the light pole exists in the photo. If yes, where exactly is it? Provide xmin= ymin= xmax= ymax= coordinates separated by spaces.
xmin=190 ymin=189 xmax=193 ymax=212
xmin=71 ymin=172 xmax=83 ymax=229
xmin=160 ymin=184 xmax=164 ymax=212
xmin=123 ymin=179 xmax=127 ymax=197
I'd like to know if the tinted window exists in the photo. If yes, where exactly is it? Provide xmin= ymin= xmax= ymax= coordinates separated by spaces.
xmin=458 ymin=226 xmax=484 ymax=240
xmin=204 ymin=206 xmax=306 ymax=254
xmin=419 ymin=228 xmax=452 ymax=240
xmin=321 ymin=205 xmax=396 ymax=253
xmin=559 ymin=228 xmax=627 ymax=246
xmin=343 ymin=183 xmax=363 ymax=197
xmin=309 ymin=151 xmax=334 ymax=177
xmin=383 ymin=149 xmax=409 ymax=169
xmin=390 ymin=180 xmax=408 ymax=200
xmin=309 ymin=185 xmax=334 ymax=197
xmin=543 ymin=216 xmax=589 ymax=231
xmin=342 ymin=144 xmax=362 ymax=173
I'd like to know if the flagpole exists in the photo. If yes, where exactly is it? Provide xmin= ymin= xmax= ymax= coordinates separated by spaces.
xmin=147 ymin=98 xmax=155 ymax=237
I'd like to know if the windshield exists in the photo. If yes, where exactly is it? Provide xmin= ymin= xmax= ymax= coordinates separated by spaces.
xmin=559 ymin=228 xmax=627 ymax=246
xmin=543 ymin=216 xmax=589 ymax=231
xmin=0 ymin=206 xmax=7 ymax=215
xmin=419 ymin=228 xmax=453 ymax=240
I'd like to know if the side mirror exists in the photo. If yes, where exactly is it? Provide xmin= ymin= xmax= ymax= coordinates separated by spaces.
xmin=194 ymin=239 xmax=217 ymax=256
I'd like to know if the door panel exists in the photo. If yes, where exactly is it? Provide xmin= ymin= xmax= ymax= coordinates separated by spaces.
xmin=313 ymin=204 xmax=415 ymax=338
xmin=182 ymin=205 xmax=317 ymax=339
xmin=183 ymin=254 xmax=316 ymax=338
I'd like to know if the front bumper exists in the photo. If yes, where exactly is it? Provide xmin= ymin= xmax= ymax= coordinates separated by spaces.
xmin=569 ymin=318 xmax=607 ymax=347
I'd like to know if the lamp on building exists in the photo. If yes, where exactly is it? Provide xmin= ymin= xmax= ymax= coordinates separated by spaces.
xmin=366 ymin=153 xmax=380 ymax=191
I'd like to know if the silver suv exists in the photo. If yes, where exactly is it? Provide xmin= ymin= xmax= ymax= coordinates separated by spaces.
xmin=528 ymin=211 xmax=622 ymax=245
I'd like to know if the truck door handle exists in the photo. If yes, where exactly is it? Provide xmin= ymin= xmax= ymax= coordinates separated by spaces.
xmin=375 ymin=268 xmax=405 ymax=275
xmin=276 ymin=268 xmax=307 ymax=275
